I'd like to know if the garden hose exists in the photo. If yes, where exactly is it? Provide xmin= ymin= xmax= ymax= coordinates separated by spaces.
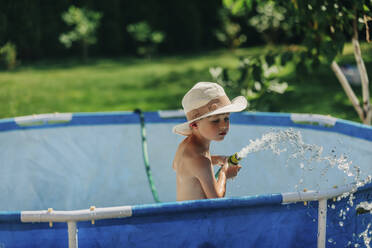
xmin=134 ymin=109 xmax=160 ymax=203
xmin=214 ymin=153 xmax=241 ymax=179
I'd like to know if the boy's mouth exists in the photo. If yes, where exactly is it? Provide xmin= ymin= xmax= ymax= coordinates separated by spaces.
xmin=219 ymin=131 xmax=227 ymax=136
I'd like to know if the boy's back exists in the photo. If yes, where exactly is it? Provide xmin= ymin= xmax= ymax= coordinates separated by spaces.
xmin=173 ymin=136 xmax=210 ymax=201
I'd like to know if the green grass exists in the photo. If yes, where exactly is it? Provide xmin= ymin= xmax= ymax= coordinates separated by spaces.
xmin=0 ymin=43 xmax=371 ymax=123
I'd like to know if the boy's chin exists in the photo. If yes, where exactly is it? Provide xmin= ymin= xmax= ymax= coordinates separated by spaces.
xmin=214 ymin=136 xmax=226 ymax=141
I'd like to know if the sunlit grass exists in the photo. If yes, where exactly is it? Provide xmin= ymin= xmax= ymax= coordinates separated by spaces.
xmin=0 ymin=43 xmax=371 ymax=123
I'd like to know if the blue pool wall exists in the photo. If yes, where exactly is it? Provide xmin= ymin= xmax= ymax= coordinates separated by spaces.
xmin=1 ymin=190 xmax=372 ymax=247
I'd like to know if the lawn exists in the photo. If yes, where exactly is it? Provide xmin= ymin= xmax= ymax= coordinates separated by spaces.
xmin=0 ymin=43 xmax=371 ymax=123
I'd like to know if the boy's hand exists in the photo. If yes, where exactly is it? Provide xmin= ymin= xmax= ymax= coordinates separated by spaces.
xmin=220 ymin=160 xmax=242 ymax=179
xmin=212 ymin=155 xmax=228 ymax=166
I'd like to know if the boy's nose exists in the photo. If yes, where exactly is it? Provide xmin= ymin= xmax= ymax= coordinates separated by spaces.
xmin=220 ymin=121 xmax=229 ymax=129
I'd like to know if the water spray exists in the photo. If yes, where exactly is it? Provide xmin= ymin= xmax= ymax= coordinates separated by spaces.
xmin=214 ymin=128 xmax=360 ymax=187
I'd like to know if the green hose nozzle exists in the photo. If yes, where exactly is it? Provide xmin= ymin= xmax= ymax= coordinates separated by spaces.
xmin=214 ymin=153 xmax=241 ymax=179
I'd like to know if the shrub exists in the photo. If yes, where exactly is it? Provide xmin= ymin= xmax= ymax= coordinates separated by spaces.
xmin=248 ymin=2 xmax=294 ymax=44
xmin=127 ymin=21 xmax=165 ymax=58
xmin=0 ymin=42 xmax=17 ymax=70
xmin=214 ymin=9 xmax=246 ymax=49
xmin=59 ymin=6 xmax=102 ymax=60
xmin=209 ymin=52 xmax=289 ymax=111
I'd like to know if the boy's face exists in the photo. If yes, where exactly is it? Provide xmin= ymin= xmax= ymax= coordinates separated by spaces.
xmin=196 ymin=113 xmax=230 ymax=141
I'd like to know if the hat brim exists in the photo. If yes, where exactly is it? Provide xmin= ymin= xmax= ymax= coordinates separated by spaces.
xmin=172 ymin=96 xmax=248 ymax=136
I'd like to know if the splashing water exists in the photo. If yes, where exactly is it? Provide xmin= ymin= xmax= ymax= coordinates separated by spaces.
xmin=236 ymin=128 xmax=366 ymax=189
xmin=235 ymin=128 xmax=372 ymax=247
xmin=359 ymin=223 xmax=372 ymax=248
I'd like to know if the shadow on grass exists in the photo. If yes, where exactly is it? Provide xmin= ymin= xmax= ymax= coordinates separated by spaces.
xmin=13 ymin=50 xmax=233 ymax=72
xmin=16 ymin=56 xmax=149 ymax=71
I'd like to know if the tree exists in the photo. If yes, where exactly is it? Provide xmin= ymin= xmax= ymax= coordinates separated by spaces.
xmin=59 ymin=6 xmax=102 ymax=60
xmin=0 ymin=42 xmax=17 ymax=70
xmin=214 ymin=8 xmax=247 ymax=49
xmin=126 ymin=21 xmax=165 ymax=58
xmin=224 ymin=0 xmax=372 ymax=124
xmin=248 ymin=1 xmax=293 ymax=44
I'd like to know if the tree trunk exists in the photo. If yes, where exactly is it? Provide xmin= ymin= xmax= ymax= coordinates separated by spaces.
xmin=331 ymin=17 xmax=371 ymax=125
xmin=352 ymin=17 xmax=371 ymax=125
xmin=331 ymin=61 xmax=364 ymax=121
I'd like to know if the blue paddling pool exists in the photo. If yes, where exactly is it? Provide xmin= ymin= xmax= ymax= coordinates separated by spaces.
xmin=0 ymin=111 xmax=371 ymax=247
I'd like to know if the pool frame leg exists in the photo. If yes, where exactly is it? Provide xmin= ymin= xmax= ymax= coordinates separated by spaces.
xmin=68 ymin=221 xmax=78 ymax=248
xmin=317 ymin=199 xmax=327 ymax=248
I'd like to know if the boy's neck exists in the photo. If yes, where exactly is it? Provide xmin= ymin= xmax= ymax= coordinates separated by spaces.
xmin=190 ymin=132 xmax=211 ymax=151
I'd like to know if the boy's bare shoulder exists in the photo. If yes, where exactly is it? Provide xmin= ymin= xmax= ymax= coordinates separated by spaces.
xmin=182 ymin=147 xmax=211 ymax=171
xmin=174 ymin=137 xmax=211 ymax=173
xmin=185 ymin=151 xmax=209 ymax=165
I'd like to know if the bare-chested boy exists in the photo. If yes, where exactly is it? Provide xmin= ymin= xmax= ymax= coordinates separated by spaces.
xmin=172 ymin=82 xmax=247 ymax=201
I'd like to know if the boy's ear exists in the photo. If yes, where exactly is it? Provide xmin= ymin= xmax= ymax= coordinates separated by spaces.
xmin=190 ymin=122 xmax=197 ymax=128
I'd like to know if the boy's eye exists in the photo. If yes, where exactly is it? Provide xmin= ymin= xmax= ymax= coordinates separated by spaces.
xmin=224 ymin=117 xmax=229 ymax=122
xmin=212 ymin=119 xmax=219 ymax=123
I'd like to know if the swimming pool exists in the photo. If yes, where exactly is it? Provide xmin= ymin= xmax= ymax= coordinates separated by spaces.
xmin=0 ymin=111 xmax=371 ymax=247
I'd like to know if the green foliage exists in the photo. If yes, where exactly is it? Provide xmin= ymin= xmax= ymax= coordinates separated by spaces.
xmin=249 ymin=1 xmax=295 ymax=43
xmin=214 ymin=9 xmax=247 ymax=49
xmin=0 ymin=42 xmax=17 ymax=70
xmin=224 ymin=0 xmax=372 ymax=123
xmin=225 ymin=0 xmax=372 ymax=67
xmin=223 ymin=0 xmax=253 ymax=14
xmin=1 ymin=1 xmax=223 ymax=59
xmin=59 ymin=6 xmax=102 ymax=59
xmin=127 ymin=22 xmax=165 ymax=58
xmin=250 ymin=2 xmax=286 ymax=32
xmin=209 ymin=51 xmax=288 ymax=110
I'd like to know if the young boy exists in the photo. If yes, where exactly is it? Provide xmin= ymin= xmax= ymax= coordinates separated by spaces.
xmin=172 ymin=82 xmax=247 ymax=201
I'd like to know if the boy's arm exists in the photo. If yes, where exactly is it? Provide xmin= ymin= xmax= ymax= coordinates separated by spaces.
xmin=211 ymin=155 xmax=227 ymax=166
xmin=189 ymin=156 xmax=228 ymax=198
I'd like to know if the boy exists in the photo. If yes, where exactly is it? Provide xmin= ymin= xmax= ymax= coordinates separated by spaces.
xmin=172 ymin=82 xmax=247 ymax=201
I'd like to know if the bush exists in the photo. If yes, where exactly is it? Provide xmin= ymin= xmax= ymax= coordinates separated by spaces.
xmin=209 ymin=52 xmax=289 ymax=111
xmin=0 ymin=42 xmax=17 ymax=70
xmin=59 ymin=6 xmax=102 ymax=60
xmin=248 ymin=2 xmax=295 ymax=44
xmin=127 ymin=21 xmax=165 ymax=58
xmin=214 ymin=9 xmax=247 ymax=49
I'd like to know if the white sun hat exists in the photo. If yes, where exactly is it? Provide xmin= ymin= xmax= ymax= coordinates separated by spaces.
xmin=172 ymin=82 xmax=247 ymax=136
